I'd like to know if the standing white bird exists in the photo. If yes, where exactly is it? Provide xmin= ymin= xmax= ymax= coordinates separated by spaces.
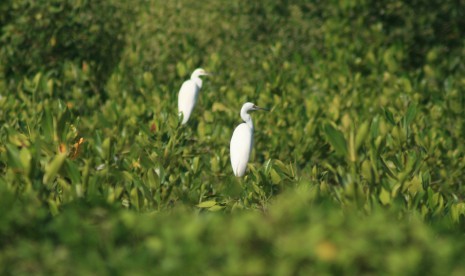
xmin=178 ymin=68 xmax=210 ymax=125
xmin=230 ymin=102 xmax=267 ymax=177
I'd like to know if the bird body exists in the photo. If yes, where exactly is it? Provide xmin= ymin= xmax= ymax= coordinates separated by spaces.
xmin=230 ymin=123 xmax=253 ymax=177
xmin=230 ymin=102 xmax=266 ymax=177
xmin=178 ymin=68 xmax=209 ymax=125
xmin=178 ymin=79 xmax=199 ymax=124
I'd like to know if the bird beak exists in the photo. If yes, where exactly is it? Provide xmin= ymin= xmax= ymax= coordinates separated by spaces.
xmin=255 ymin=106 xmax=269 ymax=111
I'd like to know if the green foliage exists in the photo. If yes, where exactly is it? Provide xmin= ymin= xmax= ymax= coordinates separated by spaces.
xmin=0 ymin=0 xmax=136 ymax=96
xmin=1 ymin=0 xmax=465 ymax=274
xmin=1 ymin=187 xmax=464 ymax=275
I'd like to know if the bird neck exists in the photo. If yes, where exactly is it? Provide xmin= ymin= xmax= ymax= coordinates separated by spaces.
xmin=241 ymin=112 xmax=254 ymax=130
xmin=247 ymin=120 xmax=254 ymax=130
xmin=191 ymin=76 xmax=202 ymax=88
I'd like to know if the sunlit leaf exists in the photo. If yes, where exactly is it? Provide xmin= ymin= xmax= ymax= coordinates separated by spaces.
xmin=43 ymin=153 xmax=67 ymax=184
xmin=197 ymin=201 xmax=217 ymax=208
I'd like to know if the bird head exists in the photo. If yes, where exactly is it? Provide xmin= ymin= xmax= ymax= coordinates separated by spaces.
xmin=191 ymin=68 xmax=210 ymax=79
xmin=242 ymin=102 xmax=268 ymax=113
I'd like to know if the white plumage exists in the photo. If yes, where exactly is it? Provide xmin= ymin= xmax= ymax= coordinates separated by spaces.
xmin=230 ymin=102 xmax=267 ymax=177
xmin=230 ymin=123 xmax=253 ymax=177
xmin=177 ymin=68 xmax=210 ymax=125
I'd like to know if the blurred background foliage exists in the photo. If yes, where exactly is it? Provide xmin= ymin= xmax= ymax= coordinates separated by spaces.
xmin=1 ymin=0 xmax=136 ymax=99
xmin=1 ymin=0 xmax=465 ymax=274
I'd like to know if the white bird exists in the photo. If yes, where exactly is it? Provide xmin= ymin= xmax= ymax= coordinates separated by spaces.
xmin=178 ymin=68 xmax=210 ymax=125
xmin=230 ymin=102 xmax=267 ymax=177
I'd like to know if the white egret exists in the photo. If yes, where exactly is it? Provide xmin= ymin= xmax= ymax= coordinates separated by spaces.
xmin=230 ymin=102 xmax=267 ymax=177
xmin=178 ymin=68 xmax=210 ymax=125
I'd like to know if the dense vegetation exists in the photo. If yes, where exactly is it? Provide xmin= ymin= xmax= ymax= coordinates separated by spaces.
xmin=1 ymin=0 xmax=465 ymax=274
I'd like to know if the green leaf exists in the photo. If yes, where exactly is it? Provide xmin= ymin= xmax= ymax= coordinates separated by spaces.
xmin=32 ymin=72 xmax=42 ymax=91
xmin=176 ymin=62 xmax=187 ymax=77
xmin=370 ymin=116 xmax=380 ymax=139
xmin=210 ymin=156 xmax=220 ymax=173
xmin=323 ymin=123 xmax=348 ymax=156
xmin=264 ymin=159 xmax=272 ymax=175
xmin=274 ymin=160 xmax=288 ymax=173
xmin=208 ymin=205 xmax=224 ymax=212
xmin=43 ymin=153 xmax=67 ymax=184
xmin=102 ymin=137 xmax=111 ymax=160
xmin=192 ymin=156 xmax=200 ymax=173
xmin=64 ymin=159 xmax=81 ymax=184
xmin=197 ymin=201 xmax=217 ymax=208
xmin=379 ymin=157 xmax=398 ymax=180
xmin=355 ymin=121 xmax=370 ymax=151
xmin=48 ymin=199 xmax=60 ymax=216
xmin=383 ymin=108 xmax=396 ymax=125
xmin=451 ymin=203 xmax=465 ymax=222
xmin=42 ymin=109 xmax=55 ymax=142
xmin=405 ymin=103 xmax=417 ymax=125
xmin=6 ymin=144 xmax=22 ymax=169
xmin=19 ymin=147 xmax=32 ymax=175
xmin=379 ymin=188 xmax=391 ymax=205
xmin=130 ymin=187 xmax=140 ymax=210
xmin=270 ymin=169 xmax=282 ymax=184
xmin=146 ymin=169 xmax=159 ymax=189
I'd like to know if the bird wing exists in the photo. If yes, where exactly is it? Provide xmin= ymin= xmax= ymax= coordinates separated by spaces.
xmin=230 ymin=123 xmax=253 ymax=177
xmin=178 ymin=80 xmax=199 ymax=124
